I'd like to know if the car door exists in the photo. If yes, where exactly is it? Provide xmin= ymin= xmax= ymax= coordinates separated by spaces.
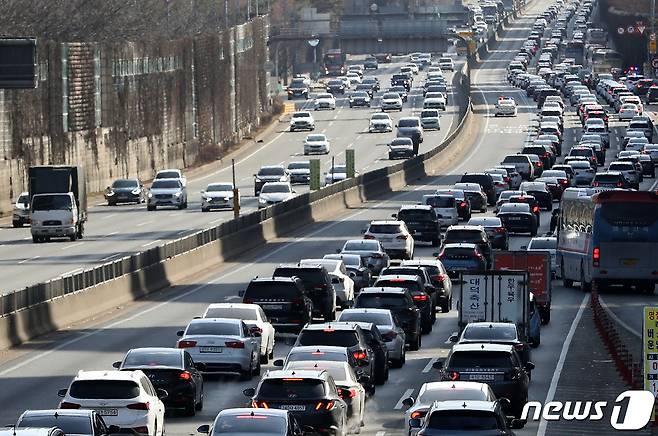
xmin=258 ymin=307 xmax=274 ymax=353
xmin=141 ymin=376 xmax=164 ymax=427
xmin=242 ymin=322 xmax=259 ymax=359
xmin=184 ymin=351 xmax=202 ymax=401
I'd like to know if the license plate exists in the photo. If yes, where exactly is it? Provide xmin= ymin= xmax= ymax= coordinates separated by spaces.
xmin=94 ymin=408 xmax=118 ymax=416
xmin=507 ymin=217 xmax=521 ymax=221
xmin=468 ymin=374 xmax=495 ymax=381
xmin=280 ymin=405 xmax=306 ymax=411
xmin=200 ymin=346 xmax=223 ymax=353
xmin=265 ymin=304 xmax=283 ymax=310
xmin=622 ymin=258 xmax=638 ymax=266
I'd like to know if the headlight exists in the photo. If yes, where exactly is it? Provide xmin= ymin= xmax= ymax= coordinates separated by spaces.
xmin=32 ymin=221 xmax=40 ymax=226
xmin=106 ymin=190 xmax=115 ymax=196
xmin=174 ymin=192 xmax=182 ymax=197
xmin=258 ymin=197 xmax=267 ymax=204
xmin=131 ymin=188 xmax=141 ymax=195
xmin=255 ymin=177 xmax=262 ymax=182
xmin=223 ymin=197 xmax=230 ymax=201
xmin=147 ymin=192 xmax=153 ymax=198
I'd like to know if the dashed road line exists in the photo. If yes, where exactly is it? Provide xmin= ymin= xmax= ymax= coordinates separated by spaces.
xmin=18 ymin=255 xmax=40 ymax=264
xmin=394 ymin=388 xmax=415 ymax=410
xmin=422 ymin=357 xmax=439 ymax=373
xmin=141 ymin=239 xmax=162 ymax=247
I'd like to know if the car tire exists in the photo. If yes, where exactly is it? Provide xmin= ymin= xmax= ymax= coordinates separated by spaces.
xmin=254 ymin=356 xmax=261 ymax=376
xmin=12 ymin=221 xmax=22 ymax=228
xmin=441 ymin=299 xmax=450 ymax=313
xmin=147 ymin=205 xmax=156 ymax=211
xmin=480 ymin=205 xmax=487 ymax=213
xmin=196 ymin=387 xmax=204 ymax=411
xmin=201 ymin=207 xmax=209 ymax=212
xmin=260 ymin=352 xmax=269 ymax=364
xmin=325 ymin=310 xmax=336 ymax=322
xmin=184 ymin=398 xmax=196 ymax=416
xmin=421 ymin=319 xmax=432 ymax=335
xmin=32 ymin=235 xmax=40 ymax=243
xmin=531 ymin=227 xmax=537 ymax=237
xmin=409 ymin=335 xmax=420 ymax=351
xmin=431 ymin=237 xmax=440 ymax=247
xmin=69 ymin=233 xmax=77 ymax=242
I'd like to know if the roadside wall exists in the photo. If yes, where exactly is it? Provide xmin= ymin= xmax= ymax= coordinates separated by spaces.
xmin=0 ymin=17 xmax=271 ymax=215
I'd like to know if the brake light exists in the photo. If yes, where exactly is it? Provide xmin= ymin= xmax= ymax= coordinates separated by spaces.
xmin=396 ymin=234 xmax=408 ymax=240
xmin=177 ymin=340 xmax=197 ymax=348
xmin=448 ymin=371 xmax=460 ymax=381
xmin=59 ymin=402 xmax=81 ymax=409
xmin=127 ymin=402 xmax=150 ymax=410
xmin=179 ymin=371 xmax=192 ymax=380
xmin=432 ymin=274 xmax=447 ymax=282
xmin=364 ymin=235 xmax=375 ymax=240
xmin=495 ymin=226 xmax=506 ymax=233
xmin=413 ymin=294 xmax=429 ymax=301
xmin=250 ymin=326 xmax=263 ymax=334
xmin=353 ymin=350 xmax=367 ymax=360
xmin=474 ymin=250 xmax=483 ymax=259
xmin=514 ymin=343 xmax=525 ymax=351
xmin=543 ymin=152 xmax=550 ymax=158
xmin=411 ymin=411 xmax=427 ymax=419
xmin=316 ymin=400 xmax=336 ymax=410
xmin=315 ymin=284 xmax=327 ymax=290
xmin=504 ymin=176 xmax=510 ymax=183
xmin=341 ymin=388 xmax=358 ymax=398
xmin=532 ymin=205 xmax=540 ymax=213
xmin=592 ymin=181 xmax=599 ymax=187
xmin=460 ymin=201 xmax=468 ymax=208
xmin=593 ymin=246 xmax=600 ymax=267
xmin=243 ymin=298 xmax=254 ymax=304
xmin=225 ymin=341 xmax=245 ymax=349
xmin=535 ymin=162 xmax=543 ymax=167
xmin=616 ymin=181 xmax=623 ymax=188
xmin=560 ymin=179 xmax=568 ymax=185
xmin=252 ymin=400 xmax=270 ymax=408
xmin=133 ymin=427 xmax=150 ymax=435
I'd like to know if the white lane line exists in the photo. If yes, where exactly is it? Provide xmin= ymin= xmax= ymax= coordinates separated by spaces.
xmin=394 ymin=388 xmax=415 ymax=410
xmin=650 ymin=178 xmax=658 ymax=191
xmin=422 ymin=357 xmax=438 ymax=373
xmin=598 ymin=295 xmax=641 ymax=338
xmin=61 ymin=268 xmax=82 ymax=276
xmin=22 ymin=237 xmax=31 ymax=240
xmin=536 ymin=294 xmax=588 ymax=436
xmin=136 ymin=220 xmax=153 ymax=227
xmin=60 ymin=242 xmax=84 ymax=251
xmin=101 ymin=214 xmax=117 ymax=220
xmin=375 ymin=432 xmax=386 ymax=436
xmin=94 ymin=202 xmax=106 ymax=207
xmin=99 ymin=253 xmax=122 ymax=262
xmin=105 ymin=231 xmax=119 ymax=237
xmin=141 ymin=239 xmax=162 ymax=248
xmin=18 ymin=256 xmax=40 ymax=264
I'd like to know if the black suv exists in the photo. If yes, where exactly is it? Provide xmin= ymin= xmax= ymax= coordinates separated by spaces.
xmin=380 ymin=266 xmax=438 ymax=321
xmin=391 ymin=73 xmax=411 ymax=91
xmin=394 ymin=205 xmax=441 ymax=246
xmin=460 ymin=173 xmax=496 ymax=206
xmin=242 ymin=277 xmax=312 ymax=333
xmin=294 ymin=323 xmax=376 ymax=395
xmin=273 ymin=265 xmax=337 ymax=321
xmin=442 ymin=225 xmax=493 ymax=268
xmin=244 ymin=370 xmax=349 ymax=434
xmin=373 ymin=275 xmax=433 ymax=334
xmin=354 ymin=287 xmax=422 ymax=351
xmin=350 ymin=322 xmax=390 ymax=385
xmin=434 ymin=343 xmax=534 ymax=417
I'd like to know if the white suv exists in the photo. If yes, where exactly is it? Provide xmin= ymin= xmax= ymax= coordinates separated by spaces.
xmin=289 ymin=111 xmax=316 ymax=132
xmin=58 ymin=370 xmax=166 ymax=436
xmin=363 ymin=220 xmax=414 ymax=260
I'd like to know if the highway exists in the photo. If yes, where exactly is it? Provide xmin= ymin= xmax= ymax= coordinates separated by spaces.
xmin=0 ymin=1 xmax=655 ymax=435
xmin=0 ymin=57 xmax=465 ymax=294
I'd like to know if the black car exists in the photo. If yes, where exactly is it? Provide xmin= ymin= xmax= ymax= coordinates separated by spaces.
xmin=354 ymin=287 xmax=422 ymax=351
xmin=434 ymin=343 xmax=534 ymax=417
xmin=273 ymin=265 xmax=337 ymax=321
xmin=394 ymin=205 xmax=441 ymax=246
xmin=197 ymin=409 xmax=305 ymax=436
xmin=114 ymin=347 xmax=203 ymax=416
xmin=442 ymin=225 xmax=493 ymax=268
xmin=287 ymin=79 xmax=309 ymax=100
xmin=400 ymin=259 xmax=452 ymax=313
xmin=521 ymin=145 xmax=552 ymax=169
xmin=348 ymin=91 xmax=371 ymax=108
xmin=647 ymin=85 xmax=658 ymax=104
xmin=410 ymin=400 xmax=524 ymax=435
xmin=507 ymin=194 xmax=541 ymax=225
xmin=351 ymin=322 xmax=390 ymax=385
xmin=326 ymin=79 xmax=346 ymax=95
xmin=460 ymin=173 xmax=496 ymax=206
xmin=450 ymin=322 xmax=532 ymax=367
xmin=242 ymin=277 xmax=313 ymax=333
xmin=520 ymin=182 xmax=552 ymax=210
xmin=354 ymin=83 xmax=375 ymax=98
xmin=380 ymin=265 xmax=438 ymax=321
xmin=294 ymin=323 xmax=376 ymax=395
xmin=105 ymin=178 xmax=145 ymax=205
xmin=364 ymin=56 xmax=379 ymax=69
xmin=497 ymin=203 xmax=538 ymax=236
xmin=467 ymin=216 xmax=509 ymax=250
xmin=373 ymin=275 xmax=433 ymax=334
xmin=389 ymin=85 xmax=408 ymax=102
xmin=361 ymin=77 xmax=380 ymax=92
xmin=591 ymin=171 xmax=630 ymax=189
xmin=244 ymin=370 xmax=349 ymax=435
xmin=391 ymin=73 xmax=411 ymax=91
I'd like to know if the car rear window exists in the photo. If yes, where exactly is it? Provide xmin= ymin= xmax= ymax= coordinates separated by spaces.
xmin=123 ymin=351 xmax=182 ymax=367
xmin=205 ymin=307 xmax=258 ymax=320
xmin=339 ymin=312 xmax=391 ymax=325
xmin=593 ymin=174 xmax=622 ymax=183
xmin=375 ymin=279 xmax=421 ymax=293
xmin=425 ymin=196 xmax=455 ymax=208
xmin=444 ymin=230 xmax=484 ymax=243
xmin=344 ymin=241 xmax=380 ymax=251
xmin=461 ymin=175 xmax=492 ymax=186
xmin=258 ymin=379 xmax=326 ymax=399
xmin=397 ymin=210 xmax=434 ymax=222
xmin=600 ymin=202 xmax=658 ymax=227
xmin=502 ymin=156 xmax=527 ymax=164
xmin=245 ymin=282 xmax=301 ymax=300
xmin=214 ymin=414 xmax=286 ymax=434
xmin=69 ymin=380 xmax=140 ymax=399
xmin=368 ymin=224 xmax=402 ymax=234
xmin=274 ymin=267 xmax=324 ymax=284
xmin=449 ymin=351 xmax=513 ymax=369
xmin=427 ymin=410 xmax=500 ymax=431
xmin=298 ymin=330 xmax=359 ymax=347
xmin=288 ymin=351 xmax=346 ymax=363
xmin=186 ymin=322 xmax=240 ymax=336
xmin=398 ymin=119 xmax=419 ymax=127
xmin=462 ymin=324 xmax=517 ymax=341
xmin=443 ymin=247 xmax=476 ymax=258
xmin=258 ymin=167 xmax=284 ymax=176
xmin=356 ymin=294 xmax=408 ymax=309
xmin=18 ymin=416 xmax=92 ymax=434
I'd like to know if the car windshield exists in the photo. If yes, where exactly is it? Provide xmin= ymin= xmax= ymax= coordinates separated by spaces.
xmin=528 ymin=238 xmax=557 ymax=250
xmin=123 ymin=350 xmax=182 ymax=367
xmin=371 ymin=114 xmax=389 ymax=120
xmin=427 ymin=410 xmax=500 ymax=431
xmin=288 ymin=162 xmax=310 ymax=170
xmin=69 ymin=380 xmax=140 ymax=399
xmin=112 ymin=179 xmax=138 ymax=188
xmin=306 ymin=135 xmax=326 ymax=142
xmin=31 ymin=194 xmax=72 ymax=211
xmin=421 ymin=110 xmax=439 ymax=118
xmin=17 ymin=194 xmax=29 ymax=204
xmin=344 ymin=241 xmax=379 ymax=251
xmin=357 ymin=294 xmax=407 ymax=308
xmin=205 ymin=307 xmax=258 ymax=320
xmin=156 ymin=171 xmax=179 ymax=179
xmin=207 ymin=184 xmax=233 ymax=192
xmin=463 ymin=324 xmax=518 ymax=341
xmin=185 ymin=322 xmax=241 ymax=336
xmin=444 ymin=230 xmax=483 ymax=242
xmin=18 ymin=415 xmax=92 ymax=434
xmin=383 ymin=93 xmax=400 ymax=99
xmin=259 ymin=167 xmax=284 ymax=176
xmin=152 ymin=180 xmax=181 ymax=189
xmin=298 ymin=330 xmax=358 ymax=347
xmin=245 ymin=282 xmax=299 ymax=299
xmin=398 ymin=119 xmax=419 ymax=127
xmin=261 ymin=184 xmax=291 ymax=194
xmin=397 ymin=210 xmax=433 ymax=222
xmin=339 ymin=311 xmax=391 ymax=325
xmin=292 ymin=113 xmax=310 ymax=119
xmin=352 ymin=92 xmax=368 ymax=97
xmin=214 ymin=414 xmax=286 ymax=434
xmin=258 ymin=379 xmax=325 ymax=399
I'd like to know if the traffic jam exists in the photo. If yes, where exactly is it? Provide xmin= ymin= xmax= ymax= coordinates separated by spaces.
xmin=5 ymin=0 xmax=658 ymax=435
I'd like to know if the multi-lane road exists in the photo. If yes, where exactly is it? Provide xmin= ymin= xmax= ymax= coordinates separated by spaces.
xmin=0 ymin=1 xmax=656 ymax=435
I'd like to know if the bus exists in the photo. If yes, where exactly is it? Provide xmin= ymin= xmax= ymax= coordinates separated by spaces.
xmin=323 ymin=49 xmax=346 ymax=76
xmin=564 ymin=40 xmax=585 ymax=65
xmin=557 ymin=189 xmax=658 ymax=293
xmin=590 ymin=49 xmax=623 ymax=75
xmin=585 ymin=28 xmax=607 ymax=46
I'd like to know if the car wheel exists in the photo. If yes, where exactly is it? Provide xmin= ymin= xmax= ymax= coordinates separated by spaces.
xmin=480 ymin=205 xmax=487 ymax=213
xmin=431 ymin=237 xmax=440 ymax=247
xmin=254 ymin=355 xmax=261 ymax=376
xmin=201 ymin=207 xmax=209 ymax=212
xmin=69 ymin=233 xmax=77 ymax=242
xmin=441 ymin=299 xmax=450 ymax=313
xmin=240 ymin=358 xmax=254 ymax=381
xmin=32 ymin=235 xmax=40 ymax=243
xmin=12 ymin=221 xmax=22 ymax=228
xmin=421 ymin=318 xmax=432 ymax=334
xmin=184 ymin=398 xmax=196 ymax=416
xmin=324 ymin=310 xmax=336 ymax=322
xmin=196 ymin=387 xmax=204 ymax=411
xmin=178 ymin=203 xmax=185 ymax=210
xmin=260 ymin=351 xmax=269 ymax=364
xmin=147 ymin=205 xmax=155 ymax=211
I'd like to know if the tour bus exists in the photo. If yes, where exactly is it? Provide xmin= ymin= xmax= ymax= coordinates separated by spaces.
xmin=557 ymin=188 xmax=658 ymax=293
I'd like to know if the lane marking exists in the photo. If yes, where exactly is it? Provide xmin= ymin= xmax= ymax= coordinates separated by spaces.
xmin=136 ymin=220 xmax=153 ymax=227
xmin=536 ymin=294 xmax=588 ymax=436
xmin=105 ymin=231 xmax=119 ymax=237
xmin=99 ymin=253 xmax=123 ymax=262
xmin=376 ymin=432 xmax=386 ymax=436
xmin=141 ymin=239 xmax=162 ymax=247
xmin=101 ymin=214 xmax=117 ymax=220
xmin=394 ymin=388 xmax=415 ymax=410
xmin=61 ymin=268 xmax=82 ymax=276
xmin=422 ymin=357 xmax=438 ymax=373
xmin=598 ymin=295 xmax=641 ymax=338
xmin=18 ymin=256 xmax=40 ymax=264
xmin=60 ymin=242 xmax=84 ymax=251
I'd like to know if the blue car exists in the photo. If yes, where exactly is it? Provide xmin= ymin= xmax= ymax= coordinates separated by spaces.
xmin=436 ymin=243 xmax=487 ymax=279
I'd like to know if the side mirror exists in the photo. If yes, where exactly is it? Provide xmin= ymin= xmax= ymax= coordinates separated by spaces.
xmin=338 ymin=387 xmax=351 ymax=398
xmin=176 ymin=330 xmax=184 ymax=337
xmin=525 ymin=362 xmax=536 ymax=371
xmin=194 ymin=362 xmax=206 ymax=372
xmin=432 ymin=359 xmax=445 ymax=370
xmin=112 ymin=361 xmax=121 ymax=369
xmin=238 ymin=290 xmax=245 ymax=297
xmin=498 ymin=397 xmax=511 ymax=410
xmin=292 ymin=190 xmax=297 ymax=194
xmin=510 ymin=419 xmax=526 ymax=429
xmin=391 ymin=213 xmax=397 ymax=218
xmin=107 ymin=425 xmax=121 ymax=434
xmin=409 ymin=418 xmax=422 ymax=428
xmin=348 ymin=271 xmax=357 ymax=278
xmin=402 ymin=397 xmax=415 ymax=407
xmin=449 ymin=334 xmax=458 ymax=343
xmin=58 ymin=388 xmax=67 ymax=398
xmin=336 ymin=249 xmax=342 ymax=254
xmin=156 ymin=388 xmax=168 ymax=400
xmin=273 ymin=359 xmax=284 ymax=367
xmin=361 ymin=229 xmax=366 ymax=234
xmin=197 ymin=425 xmax=211 ymax=434
xmin=243 ymin=387 xmax=256 ymax=397
xmin=200 ymin=190 xmax=205 ymax=194
xmin=432 ymin=252 xmax=440 ymax=257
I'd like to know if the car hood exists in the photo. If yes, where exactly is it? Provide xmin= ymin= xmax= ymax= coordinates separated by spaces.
xmin=425 ymin=97 xmax=446 ymax=103
xmin=383 ymin=98 xmax=401 ymax=102
xmin=289 ymin=169 xmax=310 ymax=175
xmin=291 ymin=118 xmax=312 ymax=123
xmin=150 ymin=187 xmax=182 ymax=194
xmin=371 ymin=119 xmax=391 ymax=124
xmin=256 ymin=175 xmax=285 ymax=181
xmin=205 ymin=191 xmax=233 ymax=198
xmin=315 ymin=98 xmax=334 ymax=103
xmin=260 ymin=192 xmax=293 ymax=201
xmin=111 ymin=187 xmax=140 ymax=192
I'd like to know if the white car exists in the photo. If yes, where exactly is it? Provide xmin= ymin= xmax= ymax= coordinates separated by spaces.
xmin=381 ymin=92 xmax=403 ymax=112
xmin=258 ymin=182 xmax=295 ymax=208
xmin=495 ymin=97 xmax=517 ymax=116
xmin=618 ymin=103 xmax=639 ymax=121
xmin=405 ymin=63 xmax=419 ymax=74
xmin=57 ymin=370 xmax=165 ymax=436
xmin=363 ymin=220 xmax=414 ymax=259
xmin=154 ymin=168 xmax=186 ymax=186
xmin=314 ymin=93 xmax=336 ymax=110
xmin=346 ymin=72 xmax=362 ymax=85
xmin=423 ymin=92 xmax=446 ymax=110
xmin=369 ymin=113 xmax=393 ymax=132
xmin=525 ymin=236 xmax=558 ymax=277
xmin=12 ymin=191 xmax=30 ymax=228
xmin=419 ymin=109 xmax=441 ymax=130
xmin=176 ymin=318 xmax=261 ymax=379
xmin=300 ymin=258 xmax=355 ymax=308
xmin=325 ymin=164 xmax=349 ymax=185
xmin=289 ymin=111 xmax=315 ymax=132
xmin=202 ymin=303 xmax=275 ymax=363
xmin=439 ymin=56 xmax=454 ymax=71
xmin=422 ymin=194 xmax=459 ymax=227
xmin=338 ymin=308 xmax=406 ymax=367
xmin=303 ymin=133 xmax=330 ymax=155
xmin=201 ymin=183 xmax=237 ymax=212
xmin=402 ymin=382 xmax=496 ymax=435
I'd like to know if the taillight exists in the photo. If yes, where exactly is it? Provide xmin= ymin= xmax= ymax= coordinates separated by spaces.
xmin=132 ymin=427 xmax=150 ymax=435
xmin=532 ymin=205 xmax=540 ymax=213
xmin=504 ymin=176 xmax=510 ymax=183
xmin=315 ymin=284 xmax=327 ymax=290
xmin=514 ymin=343 xmax=525 ymax=351
xmin=413 ymin=294 xmax=429 ymax=301
xmin=341 ymin=388 xmax=358 ymax=398
xmin=448 ymin=371 xmax=460 ymax=381
xmin=252 ymin=400 xmax=269 ymax=408
xmin=535 ymin=162 xmax=543 ymax=167
xmin=353 ymin=350 xmax=367 ymax=360
xmin=364 ymin=235 xmax=375 ymax=240
xmin=460 ymin=201 xmax=468 ymax=208
xmin=543 ymin=152 xmax=550 ymax=158
xmin=474 ymin=250 xmax=483 ymax=259
xmin=560 ymin=179 xmax=568 ymax=185
xmin=411 ymin=411 xmax=427 ymax=419
xmin=127 ymin=402 xmax=150 ymax=410
xmin=315 ymin=400 xmax=335 ymax=410
xmin=592 ymin=181 xmax=599 ymax=187
xmin=177 ymin=340 xmax=197 ymax=348
xmin=616 ymin=181 xmax=623 ymax=188
xmin=432 ymin=274 xmax=447 ymax=283
xmin=179 ymin=371 xmax=192 ymax=381
xmin=225 ymin=341 xmax=245 ymax=349
xmin=593 ymin=246 xmax=600 ymax=267
xmin=59 ymin=402 xmax=81 ymax=409
xmin=495 ymin=226 xmax=506 ymax=233
xmin=396 ymin=234 xmax=408 ymax=240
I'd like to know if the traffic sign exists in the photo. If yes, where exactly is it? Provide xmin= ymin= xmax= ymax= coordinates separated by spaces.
xmin=617 ymin=27 xmax=625 ymax=35
xmin=638 ymin=25 xmax=646 ymax=34
xmin=628 ymin=26 xmax=636 ymax=34
xmin=650 ymin=33 xmax=657 ymax=41
xmin=643 ymin=307 xmax=658 ymax=421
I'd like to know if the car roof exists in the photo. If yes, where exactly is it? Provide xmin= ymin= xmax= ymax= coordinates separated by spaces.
xmin=398 ymin=205 xmax=433 ymax=211
xmin=420 ymin=381 xmax=490 ymax=395
xmin=289 ymin=345 xmax=349 ymax=355
xmin=217 ymin=408 xmax=289 ymax=418
xmin=72 ymin=370 xmax=142 ymax=381
xmin=20 ymin=410 xmax=94 ymax=418
xmin=188 ymin=317 xmax=242 ymax=326
xmin=262 ymin=369 xmax=328 ymax=380
xmin=443 ymin=242 xmax=477 ymax=249
xmin=206 ymin=303 xmax=259 ymax=310
xmin=446 ymin=225 xmax=484 ymax=231
xmin=377 ymin=274 xmax=420 ymax=282
xmin=452 ymin=343 xmax=514 ymax=352
xmin=250 ymin=276 xmax=300 ymax=284
xmin=359 ymin=287 xmax=407 ymax=295
xmin=428 ymin=400 xmax=497 ymax=413
xmin=369 ymin=220 xmax=403 ymax=225
xmin=341 ymin=308 xmax=392 ymax=316
xmin=303 ymin=322 xmax=361 ymax=331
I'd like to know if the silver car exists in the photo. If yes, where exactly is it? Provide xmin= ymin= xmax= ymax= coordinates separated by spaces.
xmin=338 ymin=308 xmax=406 ymax=367
xmin=287 ymin=161 xmax=311 ymax=184
xmin=176 ymin=318 xmax=261 ymax=379
xmin=422 ymin=194 xmax=458 ymax=227
xmin=304 ymin=133 xmax=330 ymax=155
xmin=12 ymin=191 xmax=30 ymax=228
xmin=258 ymin=182 xmax=295 ymax=208
xmin=147 ymin=178 xmax=187 ymax=210
xmin=201 ymin=183 xmax=237 ymax=211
